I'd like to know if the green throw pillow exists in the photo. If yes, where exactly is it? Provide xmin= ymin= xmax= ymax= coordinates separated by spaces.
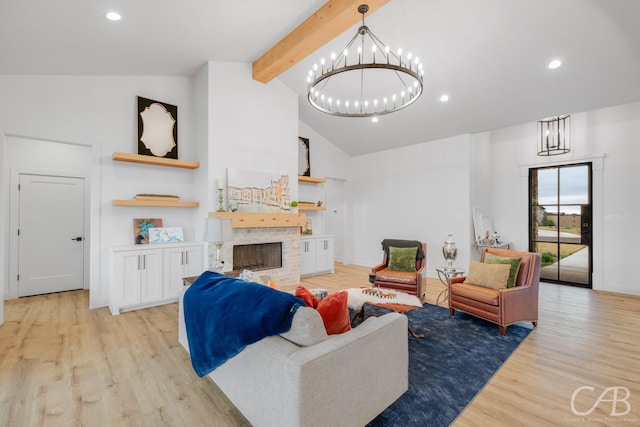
xmin=483 ymin=253 xmax=522 ymax=288
xmin=388 ymin=246 xmax=418 ymax=272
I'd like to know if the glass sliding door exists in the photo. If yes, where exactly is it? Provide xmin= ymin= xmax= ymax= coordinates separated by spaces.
xmin=529 ymin=163 xmax=592 ymax=287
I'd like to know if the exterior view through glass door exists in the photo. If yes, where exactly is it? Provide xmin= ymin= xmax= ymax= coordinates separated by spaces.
xmin=529 ymin=163 xmax=592 ymax=287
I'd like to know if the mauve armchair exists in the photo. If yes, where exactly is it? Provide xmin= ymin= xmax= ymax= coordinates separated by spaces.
xmin=449 ymin=247 xmax=541 ymax=336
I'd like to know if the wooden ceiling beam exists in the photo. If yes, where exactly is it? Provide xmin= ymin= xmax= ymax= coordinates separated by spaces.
xmin=252 ymin=0 xmax=391 ymax=84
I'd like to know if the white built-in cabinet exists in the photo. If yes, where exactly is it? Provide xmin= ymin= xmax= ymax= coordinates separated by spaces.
xmin=300 ymin=235 xmax=335 ymax=277
xmin=110 ymin=242 xmax=206 ymax=315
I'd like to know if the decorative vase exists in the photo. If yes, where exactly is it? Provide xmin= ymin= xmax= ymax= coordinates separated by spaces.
xmin=442 ymin=232 xmax=458 ymax=272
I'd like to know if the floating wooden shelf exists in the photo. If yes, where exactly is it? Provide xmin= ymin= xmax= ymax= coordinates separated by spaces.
xmin=298 ymin=176 xmax=326 ymax=183
xmin=112 ymin=152 xmax=200 ymax=169
xmin=113 ymin=200 xmax=199 ymax=207
xmin=298 ymin=205 xmax=325 ymax=211
xmin=210 ymin=212 xmax=306 ymax=228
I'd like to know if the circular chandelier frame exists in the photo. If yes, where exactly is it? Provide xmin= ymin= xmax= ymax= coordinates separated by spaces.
xmin=307 ymin=4 xmax=424 ymax=118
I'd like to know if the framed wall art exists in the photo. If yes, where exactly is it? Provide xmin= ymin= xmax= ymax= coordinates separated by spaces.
xmin=298 ymin=137 xmax=310 ymax=176
xmin=137 ymin=96 xmax=178 ymax=159
xmin=133 ymin=218 xmax=163 ymax=244
xmin=148 ymin=227 xmax=184 ymax=243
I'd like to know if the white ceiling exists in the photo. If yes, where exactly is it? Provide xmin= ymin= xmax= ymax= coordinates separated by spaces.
xmin=2 ymin=0 xmax=640 ymax=156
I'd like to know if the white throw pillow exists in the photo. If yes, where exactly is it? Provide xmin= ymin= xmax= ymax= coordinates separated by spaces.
xmin=280 ymin=306 xmax=328 ymax=347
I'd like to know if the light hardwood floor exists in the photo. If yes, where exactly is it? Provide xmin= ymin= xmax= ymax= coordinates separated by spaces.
xmin=1 ymin=263 xmax=639 ymax=426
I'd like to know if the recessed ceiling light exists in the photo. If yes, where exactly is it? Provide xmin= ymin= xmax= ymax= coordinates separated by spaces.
xmin=548 ymin=59 xmax=562 ymax=69
xmin=440 ymin=94 xmax=449 ymax=102
xmin=106 ymin=12 xmax=122 ymax=21
xmin=371 ymin=117 xmax=379 ymax=123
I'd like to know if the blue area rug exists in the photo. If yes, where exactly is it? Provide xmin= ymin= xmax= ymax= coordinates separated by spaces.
xmin=352 ymin=303 xmax=532 ymax=427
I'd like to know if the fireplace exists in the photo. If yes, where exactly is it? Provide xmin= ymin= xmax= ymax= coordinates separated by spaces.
xmin=233 ymin=242 xmax=283 ymax=272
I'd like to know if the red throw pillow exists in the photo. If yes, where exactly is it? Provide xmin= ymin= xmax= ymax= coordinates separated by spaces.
xmin=316 ymin=290 xmax=351 ymax=335
xmin=295 ymin=285 xmax=319 ymax=308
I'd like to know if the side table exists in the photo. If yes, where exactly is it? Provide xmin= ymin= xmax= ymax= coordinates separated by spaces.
xmin=182 ymin=275 xmax=200 ymax=287
xmin=435 ymin=267 xmax=465 ymax=306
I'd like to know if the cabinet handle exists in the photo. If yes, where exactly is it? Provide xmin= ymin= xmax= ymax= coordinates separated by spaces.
xmin=143 ymin=254 xmax=146 ymax=269
xmin=184 ymin=251 xmax=188 ymax=265
xmin=137 ymin=255 xmax=141 ymax=270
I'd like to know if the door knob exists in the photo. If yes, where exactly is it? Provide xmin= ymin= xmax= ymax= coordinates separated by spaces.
xmin=71 ymin=237 xmax=83 ymax=241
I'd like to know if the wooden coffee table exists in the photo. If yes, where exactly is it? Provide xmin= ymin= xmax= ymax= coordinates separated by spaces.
xmin=351 ymin=301 xmax=424 ymax=338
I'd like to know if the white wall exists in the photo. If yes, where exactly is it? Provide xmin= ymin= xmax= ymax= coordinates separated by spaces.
xmin=0 ymin=65 xmax=301 ymax=317
xmin=204 ymin=61 xmax=299 ymax=273
xmin=303 ymin=100 xmax=640 ymax=296
xmin=337 ymin=101 xmax=640 ymax=296
xmin=486 ymin=101 xmax=640 ymax=295
xmin=347 ymin=134 xmax=472 ymax=276
xmin=297 ymin=122 xmax=350 ymax=239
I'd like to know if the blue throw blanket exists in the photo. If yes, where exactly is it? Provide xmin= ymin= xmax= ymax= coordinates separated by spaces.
xmin=183 ymin=271 xmax=304 ymax=377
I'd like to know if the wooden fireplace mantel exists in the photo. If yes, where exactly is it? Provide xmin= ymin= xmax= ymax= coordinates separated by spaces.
xmin=209 ymin=212 xmax=306 ymax=229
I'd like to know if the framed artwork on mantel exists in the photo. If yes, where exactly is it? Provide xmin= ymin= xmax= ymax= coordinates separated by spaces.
xmin=137 ymin=96 xmax=178 ymax=159
xmin=227 ymin=167 xmax=291 ymax=213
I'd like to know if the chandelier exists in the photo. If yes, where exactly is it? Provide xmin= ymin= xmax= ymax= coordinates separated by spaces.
xmin=306 ymin=4 xmax=424 ymax=118
xmin=537 ymin=115 xmax=571 ymax=156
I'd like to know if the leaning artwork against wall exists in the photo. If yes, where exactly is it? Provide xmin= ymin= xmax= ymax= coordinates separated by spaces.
xmin=133 ymin=218 xmax=163 ymax=244
xmin=226 ymin=168 xmax=291 ymax=213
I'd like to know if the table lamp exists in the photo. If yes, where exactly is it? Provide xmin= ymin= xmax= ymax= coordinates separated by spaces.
xmin=204 ymin=217 xmax=233 ymax=272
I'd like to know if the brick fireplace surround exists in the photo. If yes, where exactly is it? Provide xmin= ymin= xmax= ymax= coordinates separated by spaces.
xmin=207 ymin=213 xmax=305 ymax=286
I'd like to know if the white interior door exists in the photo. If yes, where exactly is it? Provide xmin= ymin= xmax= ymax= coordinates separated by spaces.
xmin=324 ymin=178 xmax=345 ymax=262
xmin=18 ymin=174 xmax=85 ymax=297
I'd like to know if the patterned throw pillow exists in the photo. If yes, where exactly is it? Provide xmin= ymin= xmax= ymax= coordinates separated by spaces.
xmin=311 ymin=288 xmax=329 ymax=301
xmin=239 ymin=269 xmax=266 ymax=285
xmin=388 ymin=246 xmax=418 ymax=272
xmin=483 ymin=253 xmax=522 ymax=288
xmin=463 ymin=261 xmax=511 ymax=290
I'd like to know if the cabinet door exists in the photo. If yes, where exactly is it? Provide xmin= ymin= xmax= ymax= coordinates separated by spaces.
xmin=140 ymin=249 xmax=163 ymax=303
xmin=115 ymin=251 xmax=143 ymax=308
xmin=164 ymin=247 xmax=186 ymax=300
xmin=316 ymin=237 xmax=335 ymax=273
xmin=183 ymin=246 xmax=204 ymax=277
xmin=300 ymin=238 xmax=316 ymax=276
xmin=164 ymin=245 xmax=204 ymax=300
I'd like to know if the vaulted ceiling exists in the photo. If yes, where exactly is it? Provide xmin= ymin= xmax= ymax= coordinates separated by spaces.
xmin=2 ymin=0 xmax=640 ymax=156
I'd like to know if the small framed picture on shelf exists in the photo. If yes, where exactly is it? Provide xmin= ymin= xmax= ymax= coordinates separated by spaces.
xmin=148 ymin=227 xmax=184 ymax=243
xmin=301 ymin=219 xmax=312 ymax=235
xmin=133 ymin=218 xmax=163 ymax=244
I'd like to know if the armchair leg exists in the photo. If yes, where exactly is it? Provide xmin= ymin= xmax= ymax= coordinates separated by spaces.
xmin=499 ymin=325 xmax=507 ymax=336
xmin=449 ymin=308 xmax=455 ymax=316
xmin=532 ymin=321 xmax=538 ymax=328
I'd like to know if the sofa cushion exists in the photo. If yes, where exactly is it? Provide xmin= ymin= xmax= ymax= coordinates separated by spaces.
xmin=464 ymin=261 xmax=510 ymax=290
xmin=295 ymin=285 xmax=319 ymax=308
xmin=316 ymin=290 xmax=352 ymax=335
xmin=375 ymin=269 xmax=418 ymax=285
xmin=388 ymin=246 xmax=418 ymax=272
xmin=451 ymin=282 xmax=500 ymax=306
xmin=280 ymin=306 xmax=328 ymax=346
xmin=483 ymin=253 xmax=522 ymax=288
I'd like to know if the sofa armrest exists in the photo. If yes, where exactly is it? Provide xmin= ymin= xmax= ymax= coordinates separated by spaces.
xmin=450 ymin=276 xmax=466 ymax=285
xmin=500 ymin=282 xmax=538 ymax=324
xmin=372 ymin=263 xmax=387 ymax=273
xmin=288 ymin=313 xmax=409 ymax=426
